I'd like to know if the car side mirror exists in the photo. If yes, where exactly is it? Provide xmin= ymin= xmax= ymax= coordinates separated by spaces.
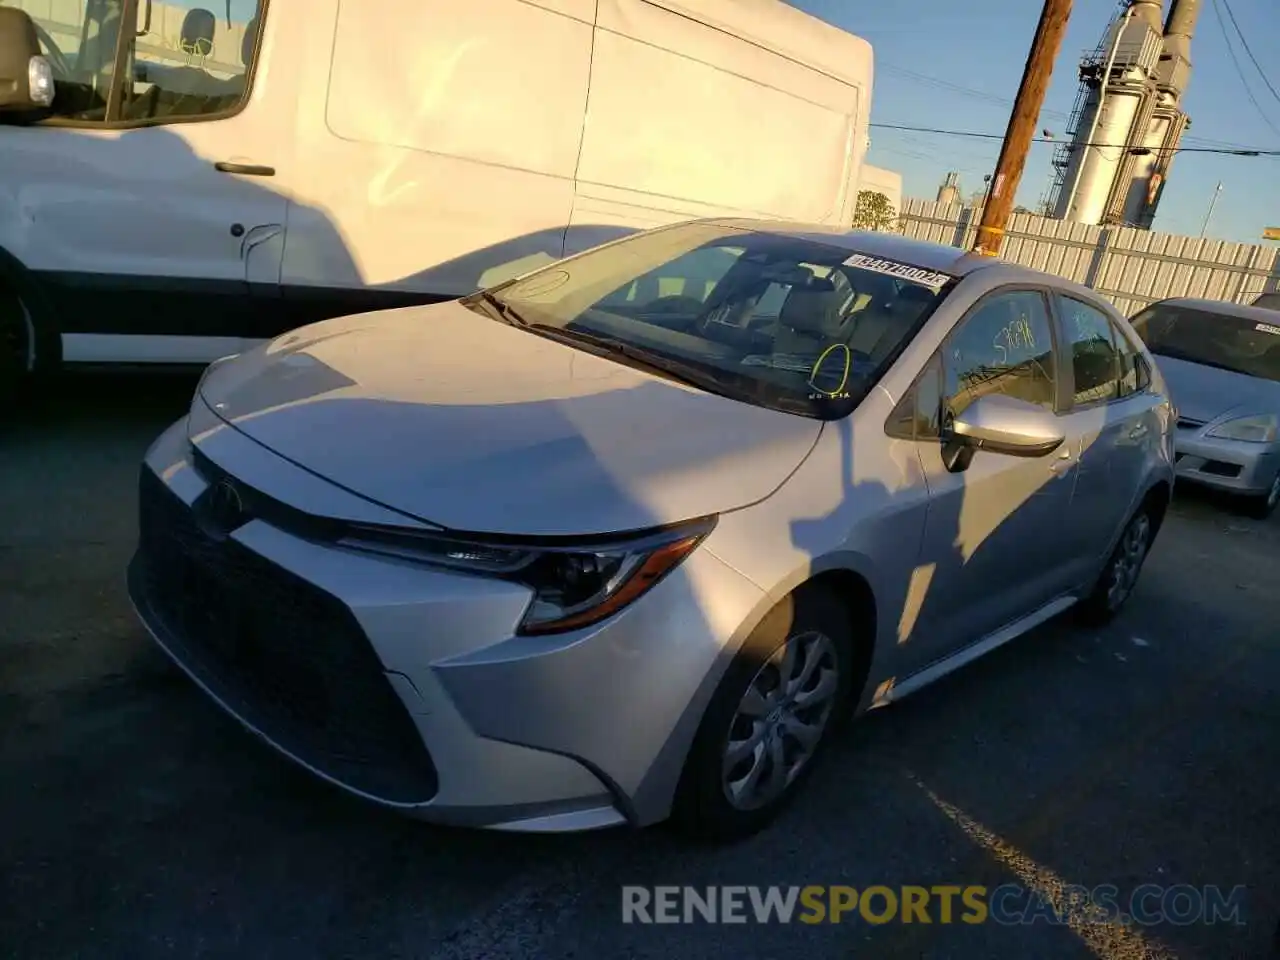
xmin=946 ymin=394 xmax=1065 ymax=460
xmin=0 ymin=8 xmax=54 ymax=116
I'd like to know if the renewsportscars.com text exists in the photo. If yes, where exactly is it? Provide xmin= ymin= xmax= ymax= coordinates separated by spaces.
xmin=621 ymin=884 xmax=1248 ymax=926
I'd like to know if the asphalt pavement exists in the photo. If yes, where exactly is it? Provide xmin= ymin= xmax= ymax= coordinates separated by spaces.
xmin=2 ymin=373 xmax=1278 ymax=960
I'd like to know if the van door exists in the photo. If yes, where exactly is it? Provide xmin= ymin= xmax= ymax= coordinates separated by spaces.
xmin=3 ymin=0 xmax=291 ymax=364
xmin=280 ymin=0 xmax=594 ymax=326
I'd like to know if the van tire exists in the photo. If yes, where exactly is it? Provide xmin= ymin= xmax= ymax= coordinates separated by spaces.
xmin=0 ymin=257 xmax=61 ymax=405
xmin=670 ymin=584 xmax=853 ymax=843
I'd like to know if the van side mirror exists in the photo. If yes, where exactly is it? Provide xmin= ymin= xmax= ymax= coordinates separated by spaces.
xmin=0 ymin=8 xmax=54 ymax=115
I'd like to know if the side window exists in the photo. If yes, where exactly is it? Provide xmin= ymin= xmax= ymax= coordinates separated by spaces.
xmin=1112 ymin=322 xmax=1149 ymax=398
xmin=25 ymin=0 xmax=112 ymax=119
xmin=886 ymin=354 xmax=943 ymax=441
xmin=943 ymin=290 xmax=1057 ymax=419
xmin=1059 ymin=296 xmax=1120 ymax=406
xmin=122 ymin=1 xmax=266 ymax=121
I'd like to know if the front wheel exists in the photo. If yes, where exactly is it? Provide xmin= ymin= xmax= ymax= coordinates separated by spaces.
xmin=1075 ymin=507 xmax=1155 ymax=626
xmin=671 ymin=584 xmax=854 ymax=843
xmin=1241 ymin=470 xmax=1280 ymax=520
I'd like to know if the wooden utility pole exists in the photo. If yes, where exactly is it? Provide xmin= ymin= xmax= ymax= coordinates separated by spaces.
xmin=972 ymin=0 xmax=1074 ymax=256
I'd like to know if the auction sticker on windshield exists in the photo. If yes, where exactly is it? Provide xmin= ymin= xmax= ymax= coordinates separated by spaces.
xmin=842 ymin=254 xmax=953 ymax=289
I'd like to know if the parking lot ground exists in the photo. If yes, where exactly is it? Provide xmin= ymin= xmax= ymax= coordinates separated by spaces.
xmin=2 ymin=373 xmax=1278 ymax=960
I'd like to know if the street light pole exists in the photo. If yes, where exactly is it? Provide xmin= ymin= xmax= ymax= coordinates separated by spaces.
xmin=972 ymin=0 xmax=1075 ymax=256
xmin=1199 ymin=181 xmax=1223 ymax=238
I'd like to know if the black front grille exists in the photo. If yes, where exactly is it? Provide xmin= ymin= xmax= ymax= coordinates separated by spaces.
xmin=132 ymin=466 xmax=438 ymax=804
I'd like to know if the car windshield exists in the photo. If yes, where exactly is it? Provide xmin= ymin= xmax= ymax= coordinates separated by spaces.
xmin=1130 ymin=302 xmax=1280 ymax=384
xmin=463 ymin=222 xmax=955 ymax=418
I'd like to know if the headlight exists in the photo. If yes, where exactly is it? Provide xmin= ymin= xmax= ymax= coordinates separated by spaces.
xmin=338 ymin=517 xmax=717 ymax=635
xmin=1205 ymin=413 xmax=1278 ymax=443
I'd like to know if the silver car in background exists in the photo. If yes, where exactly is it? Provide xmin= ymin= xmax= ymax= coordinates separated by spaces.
xmin=1130 ymin=297 xmax=1280 ymax=518
xmin=128 ymin=220 xmax=1175 ymax=842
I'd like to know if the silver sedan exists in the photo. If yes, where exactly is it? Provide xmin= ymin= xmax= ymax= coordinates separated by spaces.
xmin=1130 ymin=297 xmax=1280 ymax=518
xmin=128 ymin=220 xmax=1176 ymax=842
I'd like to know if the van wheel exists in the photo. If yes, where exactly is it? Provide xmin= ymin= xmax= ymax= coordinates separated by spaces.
xmin=0 ymin=287 xmax=36 ymax=379
xmin=0 ymin=272 xmax=59 ymax=404
xmin=671 ymin=584 xmax=853 ymax=843
xmin=1075 ymin=506 xmax=1155 ymax=626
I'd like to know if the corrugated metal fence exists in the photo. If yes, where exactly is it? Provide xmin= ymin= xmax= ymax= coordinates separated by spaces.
xmin=896 ymin=197 xmax=1280 ymax=316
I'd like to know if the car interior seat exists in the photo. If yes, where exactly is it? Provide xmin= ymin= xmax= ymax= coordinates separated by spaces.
xmin=846 ymin=282 xmax=937 ymax=366
xmin=773 ymin=279 xmax=850 ymax=357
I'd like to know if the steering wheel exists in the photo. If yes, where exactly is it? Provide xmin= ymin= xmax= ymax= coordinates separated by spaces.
xmin=31 ymin=21 xmax=74 ymax=80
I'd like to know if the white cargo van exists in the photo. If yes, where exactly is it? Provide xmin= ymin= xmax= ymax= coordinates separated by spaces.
xmin=0 ymin=0 xmax=872 ymax=380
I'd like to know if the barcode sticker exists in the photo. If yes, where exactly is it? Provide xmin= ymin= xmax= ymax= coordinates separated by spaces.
xmin=1255 ymin=322 xmax=1280 ymax=335
xmin=842 ymin=254 xmax=953 ymax=289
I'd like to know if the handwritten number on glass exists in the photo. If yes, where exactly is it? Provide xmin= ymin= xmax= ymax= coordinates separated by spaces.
xmin=992 ymin=314 xmax=1036 ymax=365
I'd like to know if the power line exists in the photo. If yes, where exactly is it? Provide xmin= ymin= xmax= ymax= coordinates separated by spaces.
xmin=1209 ymin=0 xmax=1280 ymax=139
xmin=868 ymin=121 xmax=1280 ymax=155
xmin=876 ymin=60 xmax=1257 ymax=152
xmin=1218 ymin=0 xmax=1280 ymax=107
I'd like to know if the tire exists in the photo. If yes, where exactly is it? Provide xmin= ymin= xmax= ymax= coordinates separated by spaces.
xmin=670 ymin=583 xmax=855 ymax=843
xmin=1075 ymin=504 xmax=1156 ymax=626
xmin=1240 ymin=469 xmax=1280 ymax=521
xmin=0 ymin=260 xmax=60 ymax=406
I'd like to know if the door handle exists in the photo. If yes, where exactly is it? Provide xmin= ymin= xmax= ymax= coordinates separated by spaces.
xmin=215 ymin=161 xmax=276 ymax=177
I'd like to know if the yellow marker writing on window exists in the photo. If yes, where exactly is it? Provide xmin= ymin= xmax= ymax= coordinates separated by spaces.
xmin=809 ymin=343 xmax=852 ymax=397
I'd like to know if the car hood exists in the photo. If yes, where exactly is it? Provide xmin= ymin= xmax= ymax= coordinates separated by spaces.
xmin=1155 ymin=353 xmax=1280 ymax=424
xmin=197 ymin=302 xmax=822 ymax=536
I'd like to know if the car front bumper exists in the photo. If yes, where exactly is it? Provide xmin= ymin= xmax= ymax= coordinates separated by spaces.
xmin=1172 ymin=429 xmax=1280 ymax=496
xmin=127 ymin=416 xmax=765 ymax=832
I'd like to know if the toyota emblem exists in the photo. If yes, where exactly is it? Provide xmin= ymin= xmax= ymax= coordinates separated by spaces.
xmin=204 ymin=477 xmax=248 ymax=532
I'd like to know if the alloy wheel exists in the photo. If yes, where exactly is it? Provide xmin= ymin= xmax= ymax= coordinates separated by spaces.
xmin=1266 ymin=472 xmax=1280 ymax=511
xmin=1106 ymin=512 xmax=1151 ymax=611
xmin=721 ymin=630 xmax=840 ymax=812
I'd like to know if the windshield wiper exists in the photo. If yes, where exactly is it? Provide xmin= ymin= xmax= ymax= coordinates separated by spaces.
xmin=529 ymin=325 xmax=732 ymax=392
xmin=472 ymin=290 xmax=530 ymax=327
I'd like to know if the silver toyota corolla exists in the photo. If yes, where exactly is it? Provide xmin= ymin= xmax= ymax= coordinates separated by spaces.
xmin=1129 ymin=297 xmax=1280 ymax=518
xmin=128 ymin=220 xmax=1175 ymax=841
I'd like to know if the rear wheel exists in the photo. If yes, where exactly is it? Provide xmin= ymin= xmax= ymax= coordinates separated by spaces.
xmin=671 ymin=584 xmax=854 ymax=843
xmin=1241 ymin=470 xmax=1280 ymax=520
xmin=1075 ymin=506 xmax=1155 ymax=626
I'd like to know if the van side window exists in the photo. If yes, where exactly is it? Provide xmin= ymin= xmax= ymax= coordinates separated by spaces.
xmin=122 ymin=2 xmax=266 ymax=121
xmin=20 ymin=0 xmax=265 ymax=123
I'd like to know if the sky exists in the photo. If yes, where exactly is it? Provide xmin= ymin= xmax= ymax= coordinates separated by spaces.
xmin=789 ymin=0 xmax=1280 ymax=246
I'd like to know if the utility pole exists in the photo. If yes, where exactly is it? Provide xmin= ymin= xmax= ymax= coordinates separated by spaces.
xmin=972 ymin=0 xmax=1075 ymax=256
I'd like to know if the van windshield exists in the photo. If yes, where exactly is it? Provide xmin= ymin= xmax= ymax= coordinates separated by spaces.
xmin=463 ymin=223 xmax=954 ymax=419
xmin=1130 ymin=302 xmax=1280 ymax=384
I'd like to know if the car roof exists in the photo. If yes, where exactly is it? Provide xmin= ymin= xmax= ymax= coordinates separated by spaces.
xmin=705 ymin=218 xmax=1073 ymax=284
xmin=1149 ymin=297 xmax=1280 ymax=322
